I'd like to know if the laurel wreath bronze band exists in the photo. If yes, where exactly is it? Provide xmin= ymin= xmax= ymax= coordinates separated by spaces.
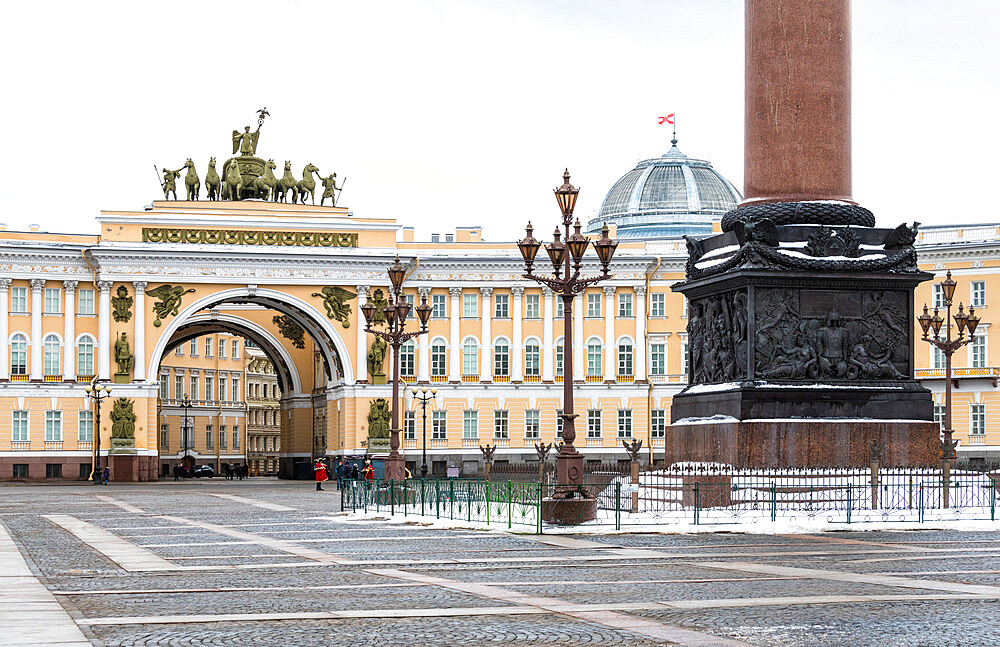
xmin=720 ymin=201 xmax=876 ymax=232
xmin=141 ymin=228 xmax=358 ymax=247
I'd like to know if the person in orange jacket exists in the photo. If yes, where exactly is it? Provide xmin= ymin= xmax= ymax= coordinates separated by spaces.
xmin=314 ymin=459 xmax=328 ymax=491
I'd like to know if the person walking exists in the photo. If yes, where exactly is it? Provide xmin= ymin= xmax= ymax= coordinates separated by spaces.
xmin=314 ymin=459 xmax=328 ymax=491
xmin=351 ymin=462 xmax=359 ymax=480
xmin=173 ymin=464 xmax=180 ymax=481
xmin=101 ymin=466 xmax=110 ymax=485
xmin=335 ymin=459 xmax=344 ymax=489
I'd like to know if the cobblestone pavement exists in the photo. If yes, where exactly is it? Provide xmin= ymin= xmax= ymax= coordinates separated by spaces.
xmin=3 ymin=480 xmax=1000 ymax=646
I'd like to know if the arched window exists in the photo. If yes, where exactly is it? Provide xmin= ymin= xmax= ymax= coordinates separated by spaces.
xmin=10 ymin=334 xmax=27 ymax=376
xmin=524 ymin=339 xmax=540 ymax=377
xmin=77 ymin=335 xmax=95 ymax=376
xmin=400 ymin=340 xmax=415 ymax=376
xmin=586 ymin=338 xmax=602 ymax=376
xmin=493 ymin=338 xmax=509 ymax=377
xmin=555 ymin=337 xmax=564 ymax=377
xmin=462 ymin=338 xmax=479 ymax=376
xmin=618 ymin=338 xmax=633 ymax=377
xmin=430 ymin=338 xmax=447 ymax=377
xmin=43 ymin=334 xmax=61 ymax=376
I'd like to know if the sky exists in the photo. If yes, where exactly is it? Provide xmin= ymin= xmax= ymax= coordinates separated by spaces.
xmin=1 ymin=1 xmax=997 ymax=241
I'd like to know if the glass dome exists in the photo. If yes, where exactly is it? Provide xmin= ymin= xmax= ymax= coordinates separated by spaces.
xmin=587 ymin=139 xmax=741 ymax=239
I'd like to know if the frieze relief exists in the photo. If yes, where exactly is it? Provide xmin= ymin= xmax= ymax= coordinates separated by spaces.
xmin=687 ymin=290 xmax=748 ymax=384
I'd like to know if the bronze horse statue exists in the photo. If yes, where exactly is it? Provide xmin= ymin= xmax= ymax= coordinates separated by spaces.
xmin=221 ymin=159 xmax=243 ymax=200
xmin=205 ymin=157 xmax=221 ymax=201
xmin=182 ymin=158 xmax=200 ymax=201
xmin=296 ymin=163 xmax=320 ymax=205
xmin=276 ymin=161 xmax=296 ymax=203
xmin=254 ymin=159 xmax=278 ymax=201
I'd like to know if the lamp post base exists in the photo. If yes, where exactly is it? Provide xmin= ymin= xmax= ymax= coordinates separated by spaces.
xmin=385 ymin=455 xmax=406 ymax=481
xmin=541 ymin=494 xmax=597 ymax=525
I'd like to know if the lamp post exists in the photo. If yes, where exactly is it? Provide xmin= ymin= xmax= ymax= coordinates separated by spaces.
xmin=917 ymin=271 xmax=983 ymax=458
xmin=516 ymin=170 xmax=618 ymax=523
xmin=83 ymin=382 xmax=112 ymax=485
xmin=410 ymin=387 xmax=437 ymax=479
xmin=361 ymin=256 xmax=432 ymax=480
xmin=181 ymin=394 xmax=193 ymax=472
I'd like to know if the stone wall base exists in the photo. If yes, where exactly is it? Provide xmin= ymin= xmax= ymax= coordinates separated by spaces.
xmin=665 ymin=420 xmax=940 ymax=468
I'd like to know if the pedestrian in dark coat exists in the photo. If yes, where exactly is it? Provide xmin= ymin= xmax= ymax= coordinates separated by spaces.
xmin=351 ymin=463 xmax=360 ymax=479
xmin=102 ymin=466 xmax=110 ymax=485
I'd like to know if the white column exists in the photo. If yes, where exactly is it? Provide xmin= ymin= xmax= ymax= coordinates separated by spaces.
xmin=133 ymin=281 xmax=147 ymax=381
xmin=573 ymin=291 xmax=584 ymax=381
xmin=0 ymin=279 xmax=10 ymax=379
xmin=511 ymin=286 xmax=524 ymax=382
xmin=62 ymin=281 xmax=77 ymax=381
xmin=603 ymin=286 xmax=616 ymax=382
xmin=542 ymin=288 xmax=554 ymax=381
xmin=29 ymin=279 xmax=44 ymax=381
xmin=635 ymin=286 xmax=647 ymax=382
xmin=97 ymin=280 xmax=112 ymax=380
xmin=448 ymin=287 xmax=461 ymax=382
xmin=417 ymin=287 xmax=431 ymax=382
xmin=355 ymin=285 xmax=369 ymax=382
xmin=479 ymin=287 xmax=492 ymax=382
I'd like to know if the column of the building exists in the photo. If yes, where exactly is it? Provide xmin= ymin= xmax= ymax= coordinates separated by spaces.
xmin=133 ymin=281 xmax=146 ymax=381
xmin=355 ymin=285 xmax=369 ymax=382
xmin=417 ymin=287 xmax=431 ymax=382
xmin=29 ymin=279 xmax=44 ymax=380
xmin=573 ymin=291 xmax=584 ymax=381
xmin=603 ymin=286 xmax=616 ymax=382
xmin=448 ymin=287 xmax=461 ymax=382
xmin=0 ymin=279 xmax=10 ymax=379
xmin=479 ymin=287 xmax=492 ymax=382
xmin=97 ymin=280 xmax=112 ymax=381
xmin=635 ymin=286 xmax=647 ymax=382
xmin=62 ymin=281 xmax=77 ymax=381
xmin=542 ymin=288 xmax=554 ymax=381
xmin=511 ymin=286 xmax=524 ymax=382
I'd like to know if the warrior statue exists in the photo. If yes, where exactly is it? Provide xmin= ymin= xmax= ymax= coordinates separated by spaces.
xmin=114 ymin=332 xmax=134 ymax=375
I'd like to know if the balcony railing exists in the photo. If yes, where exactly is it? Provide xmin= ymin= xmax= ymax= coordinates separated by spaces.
xmin=586 ymin=436 xmax=603 ymax=447
xmin=402 ymin=375 xmax=416 ymax=384
xmin=430 ymin=438 xmax=448 ymax=448
xmin=650 ymin=436 xmax=665 ymax=447
xmin=915 ymin=366 xmax=1000 ymax=379
xmin=616 ymin=374 xmax=634 ymax=383
xmin=523 ymin=375 xmax=541 ymax=383
xmin=585 ymin=375 xmax=603 ymax=383
xmin=430 ymin=375 xmax=447 ymax=383
xmin=492 ymin=436 xmax=509 ymax=447
xmin=555 ymin=375 xmax=564 ymax=383
xmin=462 ymin=437 xmax=479 ymax=448
xmin=77 ymin=374 xmax=95 ymax=383
xmin=78 ymin=441 xmax=93 ymax=451
xmin=44 ymin=375 xmax=62 ymax=382
xmin=967 ymin=435 xmax=987 ymax=446
xmin=11 ymin=374 xmax=28 ymax=382
xmin=44 ymin=441 xmax=63 ymax=451
xmin=11 ymin=441 xmax=29 ymax=451
xmin=461 ymin=374 xmax=478 ymax=383
xmin=493 ymin=375 xmax=510 ymax=383
xmin=403 ymin=439 xmax=417 ymax=449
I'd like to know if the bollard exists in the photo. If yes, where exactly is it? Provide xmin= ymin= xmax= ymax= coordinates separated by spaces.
xmin=870 ymin=459 xmax=880 ymax=510
xmin=449 ymin=479 xmax=455 ymax=520
xmin=630 ymin=459 xmax=640 ymax=514
xmin=508 ymin=481 xmax=513 ymax=529
xmin=918 ymin=484 xmax=925 ymax=523
xmin=693 ymin=482 xmax=700 ymax=525
xmin=942 ymin=458 xmax=952 ymax=509
xmin=436 ymin=480 xmax=441 ymax=519
xmin=615 ymin=482 xmax=621 ymax=530
xmin=846 ymin=485 xmax=852 ymax=525
xmin=770 ymin=482 xmax=777 ymax=523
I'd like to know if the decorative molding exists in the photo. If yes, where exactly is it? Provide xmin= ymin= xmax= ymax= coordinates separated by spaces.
xmin=132 ymin=281 xmax=147 ymax=292
xmin=29 ymin=278 xmax=45 ymax=291
xmin=448 ymin=287 xmax=462 ymax=297
xmin=62 ymin=280 xmax=78 ymax=292
xmin=511 ymin=286 xmax=524 ymax=297
xmin=603 ymin=285 xmax=616 ymax=296
xmin=0 ymin=278 xmax=10 ymax=289
xmin=142 ymin=228 xmax=359 ymax=248
xmin=635 ymin=285 xmax=647 ymax=297
xmin=480 ymin=287 xmax=493 ymax=297
xmin=97 ymin=280 xmax=113 ymax=293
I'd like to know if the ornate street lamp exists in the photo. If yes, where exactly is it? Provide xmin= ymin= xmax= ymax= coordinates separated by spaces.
xmin=181 ymin=393 xmax=193 ymax=472
xmin=362 ymin=256 xmax=432 ymax=480
xmin=409 ymin=387 xmax=437 ymax=479
xmin=83 ymin=382 xmax=112 ymax=485
xmin=516 ymin=169 xmax=618 ymax=523
xmin=917 ymin=270 xmax=983 ymax=506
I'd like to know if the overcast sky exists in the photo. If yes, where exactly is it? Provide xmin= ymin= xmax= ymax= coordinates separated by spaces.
xmin=1 ymin=1 xmax=997 ymax=241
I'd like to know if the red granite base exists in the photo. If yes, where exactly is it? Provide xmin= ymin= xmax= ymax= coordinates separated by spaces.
xmin=665 ymin=420 xmax=939 ymax=468
xmin=541 ymin=496 xmax=598 ymax=525
xmin=108 ymin=454 xmax=157 ymax=482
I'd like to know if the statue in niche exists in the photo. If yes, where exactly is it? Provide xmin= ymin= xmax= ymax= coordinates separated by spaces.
xmin=112 ymin=285 xmax=132 ymax=323
xmin=367 ymin=289 xmax=388 ymax=326
xmin=110 ymin=398 xmax=136 ymax=439
xmin=114 ymin=332 xmax=134 ymax=379
xmin=367 ymin=398 xmax=390 ymax=445
xmin=367 ymin=337 xmax=387 ymax=384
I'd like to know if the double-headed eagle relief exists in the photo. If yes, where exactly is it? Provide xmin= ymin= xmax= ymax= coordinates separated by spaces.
xmin=157 ymin=109 xmax=343 ymax=206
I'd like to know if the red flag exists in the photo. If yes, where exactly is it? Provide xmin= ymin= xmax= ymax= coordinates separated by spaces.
xmin=658 ymin=114 xmax=675 ymax=125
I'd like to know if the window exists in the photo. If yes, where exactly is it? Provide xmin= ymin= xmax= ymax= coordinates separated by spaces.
xmin=651 ymin=343 xmax=666 ymax=375
xmin=586 ymin=340 xmax=602 ymax=376
xmin=617 ymin=409 xmax=632 ymax=438
xmin=77 ymin=336 xmax=95 ymax=375
xmin=160 ymin=423 xmax=168 ymax=447
xmin=432 ymin=411 xmax=447 ymax=439
xmin=12 ymin=464 xmax=28 ymax=479
xmin=494 ymin=293 xmax=509 ymax=318
xmin=972 ymin=281 xmax=986 ymax=308
xmin=46 ymin=464 xmax=62 ymax=479
xmin=404 ymin=293 xmax=415 ymax=318
xmin=205 ymin=338 xmax=213 ymax=357
xmin=233 ymin=426 xmax=239 ymax=450
xmin=233 ymin=376 xmax=240 ymax=401
xmin=587 ymin=293 xmax=601 ymax=317
xmin=463 ymin=410 xmax=478 ymax=439
xmin=404 ymin=411 xmax=415 ymax=440
xmin=618 ymin=293 xmax=633 ymax=317
xmin=45 ymin=410 xmax=62 ymax=442
xmin=651 ymin=409 xmax=666 ymax=438
xmin=220 ymin=425 xmax=227 ymax=449
xmin=78 ymin=410 xmax=93 ymax=442
xmin=44 ymin=288 xmax=60 ymax=313
xmin=524 ymin=342 xmax=540 ymax=376
xmin=190 ymin=375 xmax=199 ymax=400
xmin=932 ymin=284 xmax=945 ymax=309
xmin=219 ymin=377 xmax=227 ymax=402
xmin=400 ymin=340 xmax=415 ymax=377
xmin=175 ymin=345 xmax=183 ymax=356
xmin=556 ymin=299 xmax=564 ymax=318
xmin=219 ymin=340 xmax=226 ymax=359
xmin=232 ymin=340 xmax=240 ymax=359
xmin=462 ymin=338 xmax=478 ymax=375
xmin=681 ymin=340 xmax=690 ymax=376
xmin=12 ymin=411 xmax=27 ymax=442
xmin=555 ymin=341 xmax=564 ymax=377
xmin=10 ymin=333 xmax=27 ymax=376
xmin=494 ymin=410 xmax=509 ymax=438
xmin=587 ymin=410 xmax=601 ymax=438
xmin=525 ymin=410 xmax=540 ymax=439
xmin=159 ymin=374 xmax=169 ymax=399
xmin=175 ymin=374 xmax=184 ymax=399
xmin=206 ymin=425 xmax=213 ymax=449
xmin=43 ymin=334 xmax=60 ymax=376
xmin=494 ymin=339 xmax=509 ymax=377
xmin=933 ymin=346 xmax=945 ymax=370
xmin=432 ymin=294 xmax=446 ymax=318
xmin=682 ymin=297 xmax=689 ymax=318
xmin=431 ymin=340 xmax=447 ymax=376
xmin=78 ymin=289 xmax=95 ymax=315
xmin=190 ymin=339 xmax=198 ymax=356
xmin=971 ymin=404 xmax=986 ymax=436
xmin=650 ymin=293 xmax=665 ymax=317
xmin=971 ymin=334 xmax=987 ymax=368
xmin=525 ymin=294 xmax=540 ymax=318
xmin=463 ymin=293 xmax=477 ymax=317
xmin=11 ymin=287 xmax=27 ymax=313
xmin=618 ymin=340 xmax=633 ymax=376
xmin=205 ymin=377 xmax=214 ymax=402
xmin=556 ymin=409 xmax=563 ymax=437
xmin=933 ymin=404 xmax=945 ymax=430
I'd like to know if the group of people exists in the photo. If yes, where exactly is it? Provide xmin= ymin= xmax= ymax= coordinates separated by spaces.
xmin=313 ymin=457 xmax=374 ymax=491
xmin=223 ymin=463 xmax=249 ymax=480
